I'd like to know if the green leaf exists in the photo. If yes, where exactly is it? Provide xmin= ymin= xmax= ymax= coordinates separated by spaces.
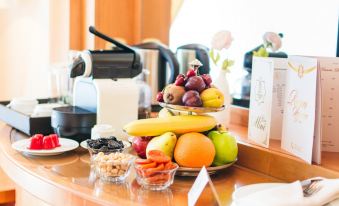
xmin=209 ymin=49 xmax=219 ymax=66
xmin=253 ymin=47 xmax=269 ymax=57
xmin=228 ymin=60 xmax=234 ymax=67
xmin=215 ymin=53 xmax=220 ymax=64
xmin=210 ymin=49 xmax=214 ymax=61
xmin=221 ymin=59 xmax=235 ymax=72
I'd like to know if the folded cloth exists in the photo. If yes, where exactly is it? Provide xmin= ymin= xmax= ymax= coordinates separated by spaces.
xmin=236 ymin=178 xmax=339 ymax=206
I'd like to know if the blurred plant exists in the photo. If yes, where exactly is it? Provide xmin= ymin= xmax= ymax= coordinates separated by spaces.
xmin=253 ymin=32 xmax=283 ymax=57
xmin=209 ymin=30 xmax=234 ymax=72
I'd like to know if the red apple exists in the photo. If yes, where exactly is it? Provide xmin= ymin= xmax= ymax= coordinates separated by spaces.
xmin=132 ymin=136 xmax=153 ymax=158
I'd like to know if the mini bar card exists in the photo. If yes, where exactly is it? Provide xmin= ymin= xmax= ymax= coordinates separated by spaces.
xmin=248 ymin=57 xmax=287 ymax=148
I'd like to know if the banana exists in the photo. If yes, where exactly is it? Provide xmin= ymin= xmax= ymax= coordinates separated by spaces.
xmin=123 ymin=115 xmax=217 ymax=136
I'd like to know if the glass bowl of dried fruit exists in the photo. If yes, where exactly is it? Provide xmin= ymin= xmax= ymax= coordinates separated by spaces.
xmin=86 ymin=137 xmax=131 ymax=157
xmin=134 ymin=150 xmax=179 ymax=190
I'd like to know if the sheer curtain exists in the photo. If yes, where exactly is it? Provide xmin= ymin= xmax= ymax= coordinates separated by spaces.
xmin=0 ymin=0 xmax=69 ymax=100
xmin=170 ymin=0 xmax=339 ymax=93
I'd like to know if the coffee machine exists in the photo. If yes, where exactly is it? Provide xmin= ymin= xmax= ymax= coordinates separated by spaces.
xmin=133 ymin=41 xmax=179 ymax=105
xmin=69 ymin=26 xmax=142 ymax=139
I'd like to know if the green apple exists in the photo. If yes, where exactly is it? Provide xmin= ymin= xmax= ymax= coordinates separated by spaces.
xmin=207 ymin=130 xmax=238 ymax=165
xmin=200 ymin=88 xmax=224 ymax=108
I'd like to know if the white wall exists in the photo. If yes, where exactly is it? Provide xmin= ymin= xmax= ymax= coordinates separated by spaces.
xmin=0 ymin=0 xmax=69 ymax=100
xmin=170 ymin=0 xmax=339 ymax=93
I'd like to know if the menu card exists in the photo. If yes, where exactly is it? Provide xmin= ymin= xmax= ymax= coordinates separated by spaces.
xmin=248 ymin=57 xmax=287 ymax=148
xmin=319 ymin=57 xmax=339 ymax=152
xmin=281 ymin=56 xmax=339 ymax=164
xmin=281 ymin=56 xmax=319 ymax=163
xmin=249 ymin=55 xmax=339 ymax=164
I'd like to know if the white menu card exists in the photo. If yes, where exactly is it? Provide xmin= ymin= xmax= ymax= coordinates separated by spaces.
xmin=248 ymin=57 xmax=287 ymax=147
xmin=281 ymin=56 xmax=319 ymax=163
xmin=319 ymin=57 xmax=339 ymax=152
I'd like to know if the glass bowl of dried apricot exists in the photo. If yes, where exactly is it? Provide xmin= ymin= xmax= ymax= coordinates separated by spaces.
xmin=134 ymin=150 xmax=178 ymax=190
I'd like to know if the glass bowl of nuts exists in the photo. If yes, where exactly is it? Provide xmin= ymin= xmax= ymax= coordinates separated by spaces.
xmin=93 ymin=152 xmax=135 ymax=182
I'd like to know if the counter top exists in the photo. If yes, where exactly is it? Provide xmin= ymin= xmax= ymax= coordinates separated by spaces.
xmin=0 ymin=123 xmax=279 ymax=206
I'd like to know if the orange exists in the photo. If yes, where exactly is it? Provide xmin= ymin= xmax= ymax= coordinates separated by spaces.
xmin=174 ymin=132 xmax=215 ymax=168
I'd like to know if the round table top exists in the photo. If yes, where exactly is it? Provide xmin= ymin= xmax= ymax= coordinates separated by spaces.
xmin=0 ymin=124 xmax=279 ymax=206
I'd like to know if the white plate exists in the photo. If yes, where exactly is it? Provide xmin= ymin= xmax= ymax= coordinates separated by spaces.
xmin=233 ymin=183 xmax=285 ymax=201
xmin=80 ymin=139 xmax=131 ymax=150
xmin=232 ymin=183 xmax=339 ymax=206
xmin=12 ymin=138 xmax=79 ymax=156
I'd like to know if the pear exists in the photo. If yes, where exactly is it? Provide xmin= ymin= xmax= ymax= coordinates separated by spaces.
xmin=146 ymin=132 xmax=177 ymax=158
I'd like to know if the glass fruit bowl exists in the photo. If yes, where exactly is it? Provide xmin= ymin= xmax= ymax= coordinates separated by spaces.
xmin=134 ymin=162 xmax=179 ymax=190
xmin=158 ymin=102 xmax=225 ymax=114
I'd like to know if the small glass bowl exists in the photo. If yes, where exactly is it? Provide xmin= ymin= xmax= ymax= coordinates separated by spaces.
xmin=134 ymin=163 xmax=179 ymax=190
xmin=94 ymin=152 xmax=135 ymax=182
xmin=87 ymin=139 xmax=131 ymax=162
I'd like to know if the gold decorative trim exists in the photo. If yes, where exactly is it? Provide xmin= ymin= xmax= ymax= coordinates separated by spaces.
xmin=288 ymin=62 xmax=316 ymax=78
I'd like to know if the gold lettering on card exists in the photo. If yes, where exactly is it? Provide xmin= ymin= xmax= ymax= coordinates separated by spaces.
xmin=287 ymin=90 xmax=308 ymax=122
xmin=290 ymin=142 xmax=303 ymax=153
xmin=254 ymin=115 xmax=267 ymax=131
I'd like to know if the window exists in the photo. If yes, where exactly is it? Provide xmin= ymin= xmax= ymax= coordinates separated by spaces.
xmin=170 ymin=0 xmax=339 ymax=95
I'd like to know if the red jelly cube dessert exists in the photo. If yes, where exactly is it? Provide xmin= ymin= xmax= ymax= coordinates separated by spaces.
xmin=49 ymin=134 xmax=60 ymax=147
xmin=28 ymin=134 xmax=44 ymax=150
xmin=36 ymin=134 xmax=44 ymax=146
xmin=43 ymin=136 xmax=56 ymax=149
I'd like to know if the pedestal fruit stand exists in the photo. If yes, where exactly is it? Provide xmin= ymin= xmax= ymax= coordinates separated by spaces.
xmin=125 ymin=59 xmax=238 ymax=180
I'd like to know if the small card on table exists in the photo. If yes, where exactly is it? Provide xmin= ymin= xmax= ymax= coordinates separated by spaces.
xmin=188 ymin=166 xmax=221 ymax=206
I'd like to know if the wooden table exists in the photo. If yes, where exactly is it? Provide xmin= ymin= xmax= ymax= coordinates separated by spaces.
xmin=0 ymin=124 xmax=280 ymax=206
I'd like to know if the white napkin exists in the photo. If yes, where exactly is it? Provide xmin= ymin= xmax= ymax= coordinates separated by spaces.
xmin=236 ymin=178 xmax=339 ymax=206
